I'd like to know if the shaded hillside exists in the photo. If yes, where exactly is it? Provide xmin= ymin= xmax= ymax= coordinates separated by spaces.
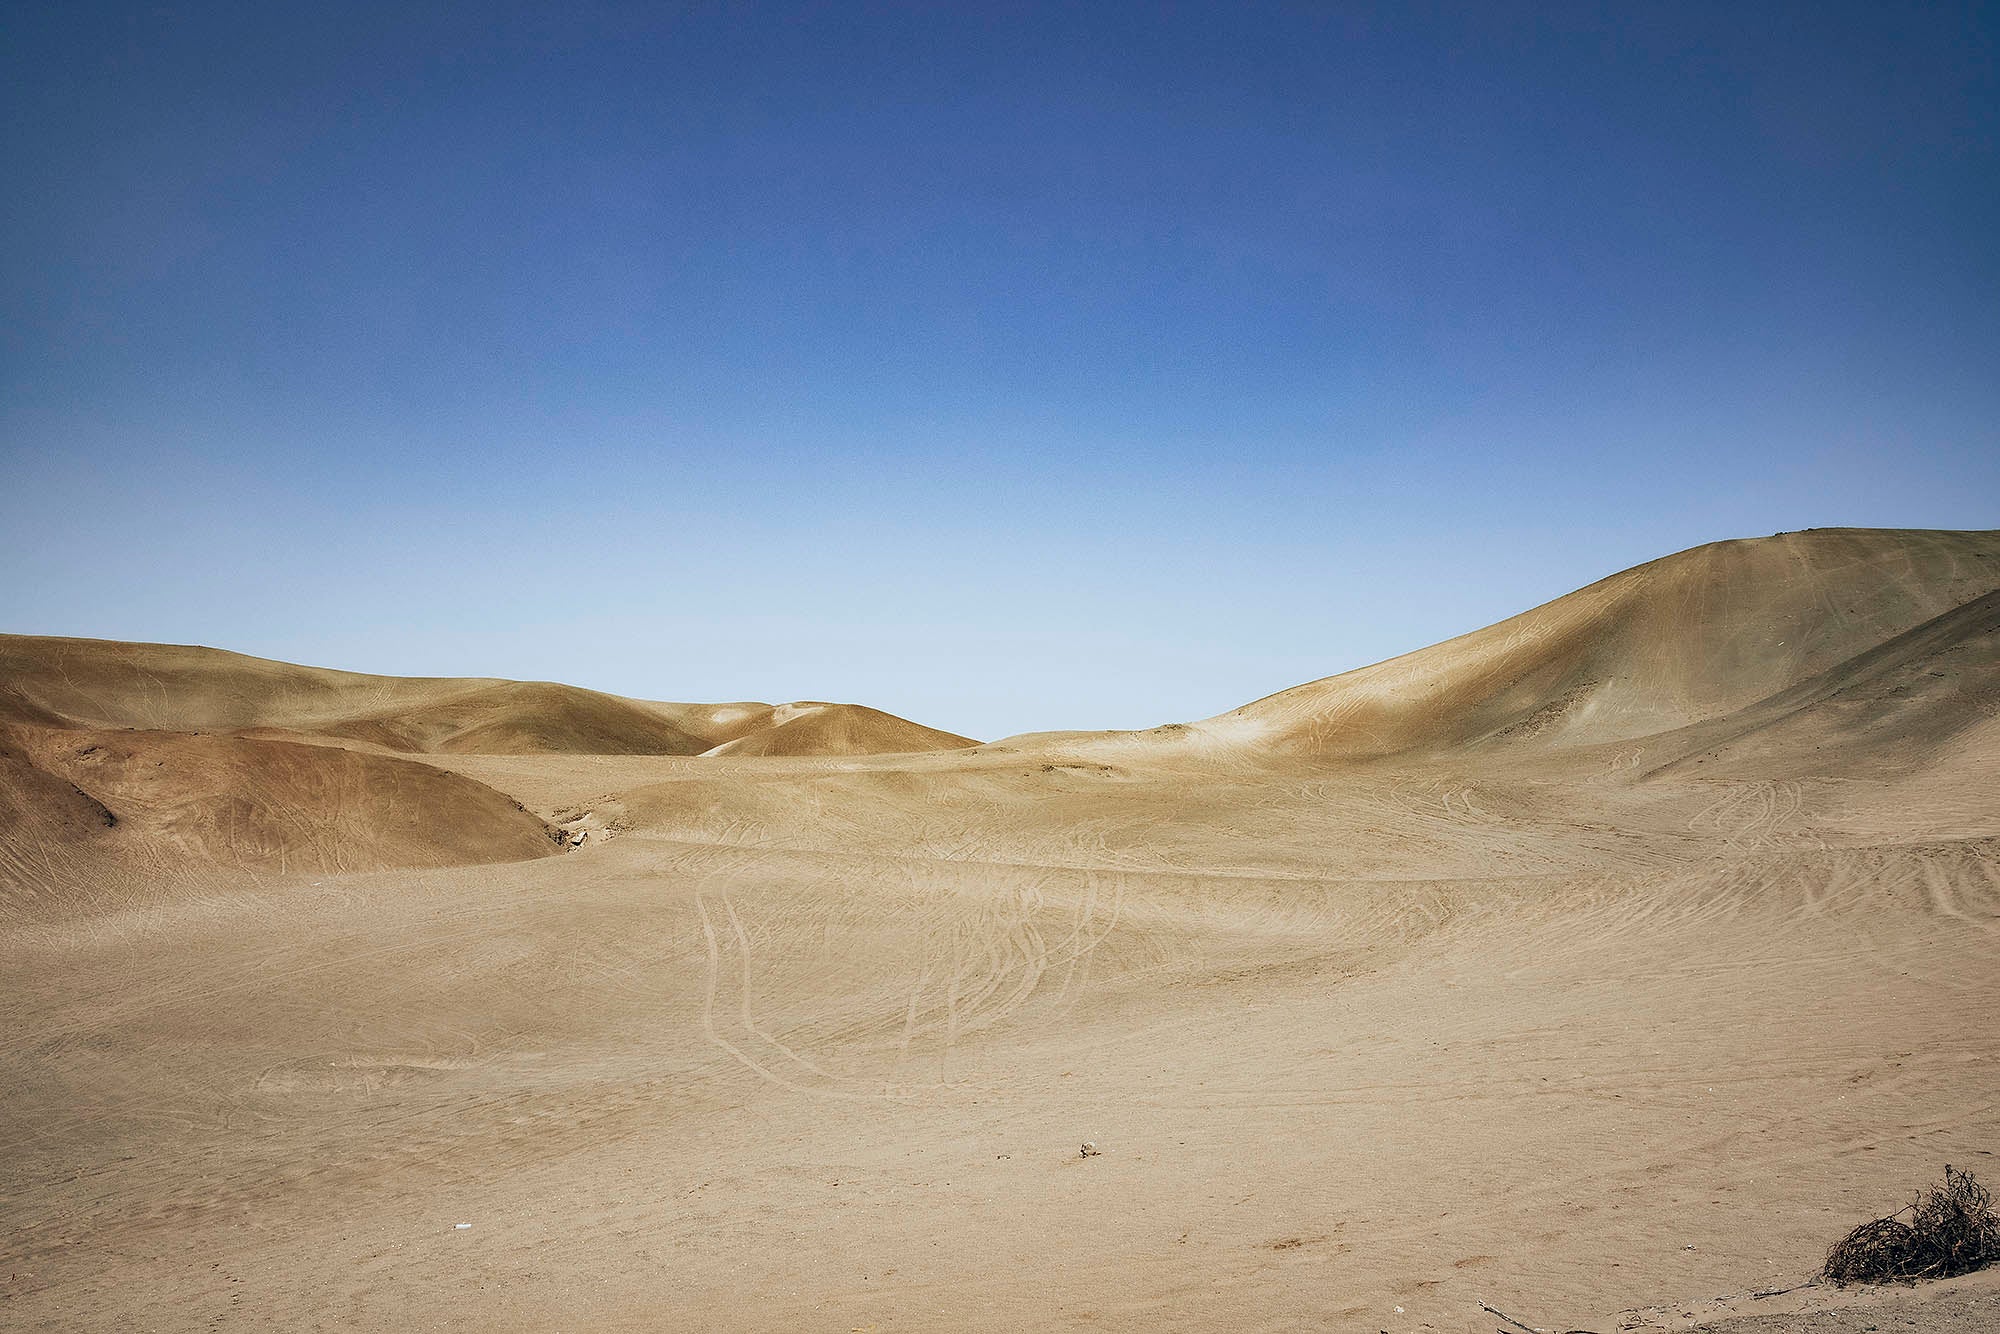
xmin=1646 ymin=585 xmax=2000 ymax=779
xmin=0 ymin=730 xmax=118 ymax=858
xmin=1201 ymin=528 xmax=2000 ymax=760
xmin=0 ymin=721 xmax=562 ymax=883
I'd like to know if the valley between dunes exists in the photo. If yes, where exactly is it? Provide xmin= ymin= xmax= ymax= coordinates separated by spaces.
xmin=3 ymin=527 xmax=1998 ymax=1333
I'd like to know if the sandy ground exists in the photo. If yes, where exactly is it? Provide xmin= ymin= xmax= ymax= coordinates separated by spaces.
xmin=3 ymin=530 xmax=1997 ymax=1331
xmin=1681 ymin=1269 xmax=2000 ymax=1332
xmin=5 ymin=746 xmax=1996 ymax=1331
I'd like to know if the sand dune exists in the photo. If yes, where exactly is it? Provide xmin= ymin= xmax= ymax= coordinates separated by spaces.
xmin=635 ymin=698 xmax=790 ymax=747
xmin=2 ymin=528 xmax=1997 ymax=1334
xmin=1197 ymin=527 xmax=2000 ymax=759
xmin=698 ymin=701 xmax=978 ymax=756
xmin=0 ymin=635 xmax=975 ymax=759
xmin=0 ymin=720 xmax=561 ymax=894
xmin=1644 ymin=585 xmax=2000 ymax=780
xmin=313 ymin=680 xmax=713 ymax=756
xmin=0 ymin=636 xmax=478 ymax=734
xmin=0 ymin=637 xmax=973 ymax=880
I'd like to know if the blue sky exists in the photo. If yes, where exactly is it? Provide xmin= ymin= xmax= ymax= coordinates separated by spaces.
xmin=4 ymin=1 xmax=1996 ymax=739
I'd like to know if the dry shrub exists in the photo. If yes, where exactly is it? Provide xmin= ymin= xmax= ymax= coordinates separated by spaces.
xmin=1822 ymin=1165 xmax=2000 ymax=1285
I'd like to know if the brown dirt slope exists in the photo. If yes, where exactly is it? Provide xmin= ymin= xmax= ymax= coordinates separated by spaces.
xmin=0 ymin=729 xmax=117 ymax=856
xmin=1201 ymin=527 xmax=2000 ymax=759
xmin=0 ymin=636 xmax=474 ymax=734
xmin=314 ymin=681 xmax=710 ymax=756
xmin=0 ymin=721 xmax=561 ymax=887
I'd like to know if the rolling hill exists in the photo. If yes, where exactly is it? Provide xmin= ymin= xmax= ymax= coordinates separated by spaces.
xmin=0 ymin=634 xmax=978 ymax=759
xmin=5 ymin=527 xmax=1999 ymax=1334
xmin=0 ymin=634 xmax=979 ymax=880
xmin=1195 ymin=527 xmax=2000 ymax=760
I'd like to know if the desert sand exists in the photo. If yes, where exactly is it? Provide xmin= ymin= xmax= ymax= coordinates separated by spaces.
xmin=2 ymin=527 xmax=1996 ymax=1332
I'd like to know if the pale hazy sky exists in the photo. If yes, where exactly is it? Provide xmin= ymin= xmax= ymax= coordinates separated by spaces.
xmin=4 ymin=2 xmax=1996 ymax=739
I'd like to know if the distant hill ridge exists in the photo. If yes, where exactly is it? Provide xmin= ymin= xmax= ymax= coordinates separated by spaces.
xmin=0 ymin=637 xmax=979 ymax=881
xmin=0 ymin=636 xmax=980 ymax=758
xmin=6 ymin=527 xmax=1997 ymax=882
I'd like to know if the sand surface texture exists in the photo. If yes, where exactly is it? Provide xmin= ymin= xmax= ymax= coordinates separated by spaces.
xmin=3 ymin=528 xmax=1997 ymax=1332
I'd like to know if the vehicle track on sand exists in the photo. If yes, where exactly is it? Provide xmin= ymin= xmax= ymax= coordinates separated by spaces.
xmin=1685 ymin=780 xmax=1823 ymax=854
xmin=690 ymin=857 xmax=1130 ymax=1100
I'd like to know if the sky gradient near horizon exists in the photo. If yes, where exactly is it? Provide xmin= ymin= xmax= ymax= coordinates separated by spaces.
xmin=4 ymin=1 xmax=1997 ymax=739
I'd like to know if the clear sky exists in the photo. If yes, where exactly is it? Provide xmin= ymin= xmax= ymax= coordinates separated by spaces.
xmin=3 ymin=2 xmax=1996 ymax=740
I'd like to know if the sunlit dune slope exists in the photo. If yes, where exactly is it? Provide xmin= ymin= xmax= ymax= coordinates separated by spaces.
xmin=1198 ymin=528 xmax=2000 ymax=759
xmin=700 ymin=702 xmax=979 ymax=757
xmin=636 ymin=700 xmax=789 ymax=748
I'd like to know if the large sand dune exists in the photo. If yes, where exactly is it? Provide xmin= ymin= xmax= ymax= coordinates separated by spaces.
xmin=1644 ymin=584 xmax=2000 ymax=780
xmin=2 ymin=528 xmax=1996 ymax=1333
xmin=1199 ymin=527 xmax=2000 ymax=759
